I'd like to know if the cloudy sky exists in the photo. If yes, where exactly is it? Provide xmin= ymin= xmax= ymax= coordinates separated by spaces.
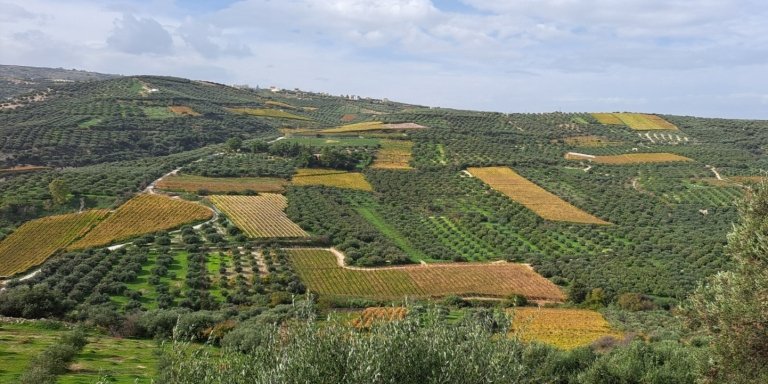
xmin=1 ymin=0 xmax=767 ymax=118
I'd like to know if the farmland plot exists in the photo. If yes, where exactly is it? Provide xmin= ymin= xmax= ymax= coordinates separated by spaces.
xmin=319 ymin=121 xmax=427 ymax=134
xmin=372 ymin=140 xmax=413 ymax=169
xmin=291 ymin=169 xmax=373 ymax=191
xmin=69 ymin=195 xmax=212 ymax=249
xmin=288 ymin=249 xmax=564 ymax=301
xmin=592 ymin=113 xmax=678 ymax=130
xmin=512 ymin=308 xmax=623 ymax=349
xmin=565 ymin=152 xmax=693 ymax=164
xmin=157 ymin=174 xmax=287 ymax=193
xmin=563 ymin=136 xmax=623 ymax=147
xmin=351 ymin=307 xmax=408 ymax=328
xmin=211 ymin=194 xmax=308 ymax=238
xmin=0 ymin=210 xmax=108 ymax=277
xmin=226 ymin=107 xmax=311 ymax=121
xmin=467 ymin=167 xmax=610 ymax=225
xmin=168 ymin=105 xmax=200 ymax=116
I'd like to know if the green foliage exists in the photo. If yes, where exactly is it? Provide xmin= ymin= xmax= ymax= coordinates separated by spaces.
xmin=685 ymin=181 xmax=768 ymax=383
xmin=19 ymin=326 xmax=88 ymax=383
xmin=47 ymin=178 xmax=70 ymax=205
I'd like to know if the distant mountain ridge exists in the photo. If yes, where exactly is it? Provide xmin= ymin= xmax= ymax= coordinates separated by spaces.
xmin=0 ymin=64 xmax=118 ymax=99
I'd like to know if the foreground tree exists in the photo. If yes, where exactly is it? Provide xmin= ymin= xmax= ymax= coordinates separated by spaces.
xmin=686 ymin=182 xmax=768 ymax=383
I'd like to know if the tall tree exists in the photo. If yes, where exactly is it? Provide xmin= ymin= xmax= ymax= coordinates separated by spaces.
xmin=48 ymin=179 xmax=71 ymax=206
xmin=686 ymin=182 xmax=768 ymax=383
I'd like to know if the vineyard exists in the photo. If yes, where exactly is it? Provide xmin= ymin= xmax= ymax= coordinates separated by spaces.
xmin=591 ymin=113 xmax=678 ymax=130
xmin=211 ymin=194 xmax=308 ymax=238
xmin=291 ymin=169 xmax=373 ymax=191
xmin=287 ymin=248 xmax=564 ymax=301
xmin=565 ymin=152 xmax=694 ymax=164
xmin=0 ymin=210 xmax=108 ymax=277
xmin=512 ymin=308 xmax=623 ymax=349
xmin=351 ymin=307 xmax=408 ymax=328
xmin=467 ymin=166 xmax=610 ymax=225
xmin=156 ymin=174 xmax=287 ymax=193
xmin=68 ymin=195 xmax=212 ymax=249
xmin=372 ymin=140 xmax=414 ymax=169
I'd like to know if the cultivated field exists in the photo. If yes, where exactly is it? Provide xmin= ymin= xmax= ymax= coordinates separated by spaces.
xmin=592 ymin=113 xmax=677 ymax=130
xmin=371 ymin=140 xmax=413 ymax=169
xmin=0 ymin=210 xmax=108 ymax=277
xmin=467 ymin=167 xmax=610 ymax=225
xmin=211 ymin=194 xmax=308 ymax=238
xmin=512 ymin=308 xmax=623 ymax=349
xmin=319 ymin=122 xmax=426 ymax=134
xmin=563 ymin=136 xmax=623 ymax=147
xmin=157 ymin=174 xmax=287 ymax=193
xmin=291 ymin=169 xmax=373 ymax=191
xmin=168 ymin=105 xmax=200 ymax=116
xmin=0 ymin=165 xmax=50 ymax=175
xmin=288 ymin=249 xmax=565 ymax=301
xmin=351 ymin=307 xmax=408 ymax=328
xmin=565 ymin=152 xmax=693 ymax=164
xmin=69 ymin=195 xmax=212 ymax=249
xmin=591 ymin=113 xmax=624 ymax=125
xmin=226 ymin=107 xmax=311 ymax=120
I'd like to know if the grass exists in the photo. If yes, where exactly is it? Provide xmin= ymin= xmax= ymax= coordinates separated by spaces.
xmin=227 ymin=108 xmax=312 ymax=121
xmin=0 ymin=321 xmax=158 ymax=384
xmin=565 ymin=152 xmax=693 ymax=164
xmin=354 ymin=206 xmax=428 ymax=262
xmin=467 ymin=167 xmax=610 ymax=225
xmin=512 ymin=308 xmax=623 ymax=349
xmin=78 ymin=117 xmax=103 ymax=128
xmin=318 ymin=121 xmax=384 ymax=133
xmin=288 ymin=249 xmax=564 ymax=301
xmin=157 ymin=174 xmax=287 ymax=194
xmin=142 ymin=106 xmax=176 ymax=119
xmin=282 ymin=137 xmax=380 ymax=147
xmin=291 ymin=169 xmax=373 ymax=191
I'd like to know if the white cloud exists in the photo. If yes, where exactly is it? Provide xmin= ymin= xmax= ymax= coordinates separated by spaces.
xmin=107 ymin=14 xmax=174 ymax=55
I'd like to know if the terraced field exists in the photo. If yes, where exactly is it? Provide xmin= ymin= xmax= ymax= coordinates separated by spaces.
xmin=211 ymin=194 xmax=308 ymax=238
xmin=467 ymin=166 xmax=610 ymax=225
xmin=0 ymin=210 xmax=108 ymax=277
xmin=512 ymin=308 xmax=623 ymax=349
xmin=291 ymin=169 xmax=373 ymax=191
xmin=288 ymin=248 xmax=564 ymax=301
xmin=157 ymin=174 xmax=287 ymax=193
xmin=68 ymin=195 xmax=212 ymax=249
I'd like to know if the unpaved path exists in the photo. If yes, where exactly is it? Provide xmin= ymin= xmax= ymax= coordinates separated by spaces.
xmin=144 ymin=167 xmax=181 ymax=194
xmin=707 ymin=165 xmax=723 ymax=180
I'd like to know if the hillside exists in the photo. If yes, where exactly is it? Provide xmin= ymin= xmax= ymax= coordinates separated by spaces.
xmin=0 ymin=64 xmax=117 ymax=100
xmin=1 ymin=69 xmax=767 ymax=382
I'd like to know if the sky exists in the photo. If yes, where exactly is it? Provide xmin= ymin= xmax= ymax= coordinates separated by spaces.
xmin=1 ymin=0 xmax=768 ymax=119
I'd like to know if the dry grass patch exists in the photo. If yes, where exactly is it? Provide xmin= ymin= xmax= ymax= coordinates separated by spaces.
xmin=0 ymin=210 xmax=109 ymax=277
xmin=157 ymin=175 xmax=286 ymax=194
xmin=0 ymin=165 xmax=50 ymax=175
xmin=372 ymin=140 xmax=413 ymax=169
xmin=226 ymin=107 xmax=311 ymax=121
xmin=591 ymin=113 xmax=624 ymax=125
xmin=69 ymin=195 xmax=212 ymax=250
xmin=291 ymin=169 xmax=373 ymax=191
xmin=288 ymin=249 xmax=565 ymax=301
xmin=563 ymin=136 xmax=623 ymax=147
xmin=319 ymin=122 xmax=427 ymax=134
xmin=211 ymin=194 xmax=308 ymax=238
xmin=566 ymin=152 xmax=693 ymax=164
xmin=168 ymin=106 xmax=200 ymax=116
xmin=512 ymin=308 xmax=623 ymax=349
xmin=468 ymin=167 xmax=609 ymax=225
